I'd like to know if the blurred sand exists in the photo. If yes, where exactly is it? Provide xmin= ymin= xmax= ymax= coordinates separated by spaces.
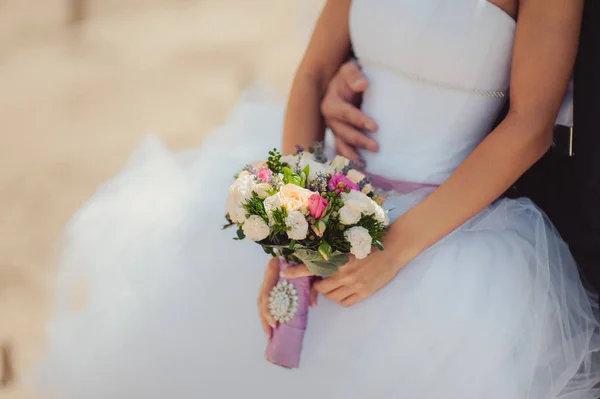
xmin=0 ymin=1 xmax=322 ymax=397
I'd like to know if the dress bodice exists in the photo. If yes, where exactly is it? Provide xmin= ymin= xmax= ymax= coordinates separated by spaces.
xmin=350 ymin=0 xmax=516 ymax=184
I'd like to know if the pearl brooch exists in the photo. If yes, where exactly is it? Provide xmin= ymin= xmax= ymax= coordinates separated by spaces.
xmin=268 ymin=280 xmax=299 ymax=324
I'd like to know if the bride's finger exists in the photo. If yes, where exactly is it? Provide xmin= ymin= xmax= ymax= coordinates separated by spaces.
xmin=280 ymin=264 xmax=314 ymax=279
xmin=259 ymin=292 xmax=277 ymax=329
xmin=325 ymin=286 xmax=354 ymax=304
xmin=260 ymin=313 xmax=272 ymax=339
xmin=313 ymin=274 xmax=344 ymax=294
xmin=340 ymin=293 xmax=363 ymax=308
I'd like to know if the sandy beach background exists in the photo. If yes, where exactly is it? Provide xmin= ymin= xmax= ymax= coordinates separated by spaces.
xmin=0 ymin=1 xmax=322 ymax=397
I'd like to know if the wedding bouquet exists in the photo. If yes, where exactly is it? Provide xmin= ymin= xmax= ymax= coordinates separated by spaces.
xmin=224 ymin=142 xmax=389 ymax=368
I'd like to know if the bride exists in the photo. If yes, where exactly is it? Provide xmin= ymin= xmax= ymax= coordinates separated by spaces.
xmin=37 ymin=0 xmax=600 ymax=398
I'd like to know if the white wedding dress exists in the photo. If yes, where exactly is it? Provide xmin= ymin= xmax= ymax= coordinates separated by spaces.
xmin=36 ymin=1 xmax=600 ymax=398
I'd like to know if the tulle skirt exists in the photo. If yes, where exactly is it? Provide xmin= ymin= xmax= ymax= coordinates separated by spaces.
xmin=36 ymin=90 xmax=600 ymax=398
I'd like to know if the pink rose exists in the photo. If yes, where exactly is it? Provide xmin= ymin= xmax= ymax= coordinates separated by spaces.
xmin=257 ymin=168 xmax=273 ymax=183
xmin=307 ymin=193 xmax=328 ymax=219
xmin=328 ymin=173 xmax=360 ymax=193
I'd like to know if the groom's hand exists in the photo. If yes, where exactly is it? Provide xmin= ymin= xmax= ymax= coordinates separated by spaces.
xmin=321 ymin=60 xmax=379 ymax=161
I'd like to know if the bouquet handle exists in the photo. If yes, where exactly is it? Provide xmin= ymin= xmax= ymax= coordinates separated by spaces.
xmin=265 ymin=258 xmax=312 ymax=368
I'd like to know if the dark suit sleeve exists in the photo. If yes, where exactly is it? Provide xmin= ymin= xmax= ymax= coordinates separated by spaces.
xmin=567 ymin=0 xmax=600 ymax=292
xmin=514 ymin=1 xmax=600 ymax=293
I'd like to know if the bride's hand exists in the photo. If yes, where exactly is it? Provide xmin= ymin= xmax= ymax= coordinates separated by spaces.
xmin=258 ymin=258 xmax=320 ymax=338
xmin=282 ymin=248 xmax=407 ymax=307
xmin=258 ymin=257 xmax=280 ymax=339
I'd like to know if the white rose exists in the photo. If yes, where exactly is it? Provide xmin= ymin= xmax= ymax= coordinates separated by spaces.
xmin=254 ymin=182 xmax=273 ymax=199
xmin=341 ymin=191 xmax=373 ymax=213
xmin=263 ymin=193 xmax=283 ymax=225
xmin=307 ymin=161 xmax=334 ymax=180
xmin=364 ymin=199 xmax=387 ymax=222
xmin=225 ymin=187 xmax=240 ymax=222
xmin=234 ymin=206 xmax=248 ymax=224
xmin=330 ymin=155 xmax=350 ymax=173
xmin=342 ymin=190 xmax=384 ymax=219
xmin=285 ymin=210 xmax=309 ymax=240
xmin=281 ymin=153 xmax=310 ymax=171
xmin=361 ymin=199 xmax=378 ymax=216
xmin=280 ymin=154 xmax=299 ymax=172
xmin=344 ymin=226 xmax=373 ymax=259
xmin=339 ymin=201 xmax=362 ymax=225
xmin=342 ymin=189 xmax=370 ymax=203
xmin=226 ymin=174 xmax=256 ymax=223
xmin=346 ymin=169 xmax=366 ymax=184
xmin=372 ymin=205 xmax=389 ymax=225
xmin=358 ymin=199 xmax=388 ymax=225
xmin=278 ymin=184 xmax=314 ymax=212
xmin=242 ymin=215 xmax=271 ymax=241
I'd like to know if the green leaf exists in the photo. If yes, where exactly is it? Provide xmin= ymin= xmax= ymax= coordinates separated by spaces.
xmin=242 ymin=196 xmax=268 ymax=222
xmin=281 ymin=247 xmax=295 ymax=257
xmin=269 ymin=207 xmax=289 ymax=238
xmin=302 ymin=164 xmax=310 ymax=179
xmin=267 ymin=148 xmax=283 ymax=174
xmin=235 ymin=227 xmax=246 ymax=240
xmin=262 ymin=246 xmax=276 ymax=257
xmin=283 ymin=167 xmax=302 ymax=186
xmin=301 ymin=165 xmax=311 ymax=188
xmin=222 ymin=213 xmax=236 ymax=230
xmin=288 ymin=240 xmax=297 ymax=249
xmin=300 ymin=172 xmax=307 ymax=188
xmin=317 ymin=241 xmax=332 ymax=261
xmin=222 ymin=219 xmax=235 ymax=230
xmin=355 ymin=214 xmax=387 ymax=244
xmin=294 ymin=249 xmax=349 ymax=277
xmin=289 ymin=175 xmax=302 ymax=186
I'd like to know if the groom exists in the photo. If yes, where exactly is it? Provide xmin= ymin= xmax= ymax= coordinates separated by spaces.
xmin=320 ymin=0 xmax=600 ymax=293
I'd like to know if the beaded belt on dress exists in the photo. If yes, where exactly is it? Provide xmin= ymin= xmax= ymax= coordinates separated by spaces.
xmin=359 ymin=58 xmax=507 ymax=99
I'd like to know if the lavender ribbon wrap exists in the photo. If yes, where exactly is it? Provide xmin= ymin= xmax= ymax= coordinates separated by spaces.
xmin=367 ymin=173 xmax=438 ymax=194
xmin=265 ymin=258 xmax=312 ymax=368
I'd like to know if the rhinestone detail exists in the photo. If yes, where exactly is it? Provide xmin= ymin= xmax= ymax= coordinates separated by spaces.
xmin=359 ymin=58 xmax=507 ymax=99
xmin=268 ymin=280 xmax=299 ymax=324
